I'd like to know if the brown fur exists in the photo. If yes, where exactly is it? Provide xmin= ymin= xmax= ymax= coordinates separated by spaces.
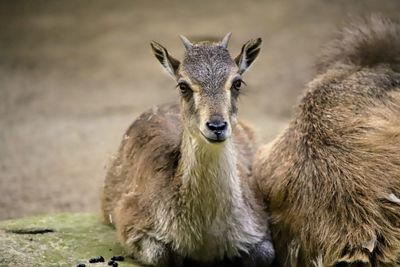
xmin=254 ymin=16 xmax=400 ymax=266
xmin=102 ymin=103 xmax=271 ymax=266
xmin=101 ymin=34 xmax=275 ymax=267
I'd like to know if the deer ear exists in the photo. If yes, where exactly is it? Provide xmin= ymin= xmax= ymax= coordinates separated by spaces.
xmin=235 ymin=38 xmax=262 ymax=74
xmin=151 ymin=41 xmax=180 ymax=78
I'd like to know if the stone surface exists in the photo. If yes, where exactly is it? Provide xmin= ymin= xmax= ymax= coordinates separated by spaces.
xmin=0 ymin=213 xmax=139 ymax=267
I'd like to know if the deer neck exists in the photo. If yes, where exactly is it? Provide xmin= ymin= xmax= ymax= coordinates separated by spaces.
xmin=177 ymin=129 xmax=242 ymax=218
xmin=169 ymin=129 xmax=263 ymax=257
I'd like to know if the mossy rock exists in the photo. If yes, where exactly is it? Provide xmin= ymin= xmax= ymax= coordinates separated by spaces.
xmin=0 ymin=213 xmax=140 ymax=267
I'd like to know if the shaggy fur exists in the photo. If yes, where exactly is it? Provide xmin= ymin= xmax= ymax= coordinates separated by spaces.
xmin=254 ymin=15 xmax=400 ymax=267
xmin=102 ymin=36 xmax=274 ymax=267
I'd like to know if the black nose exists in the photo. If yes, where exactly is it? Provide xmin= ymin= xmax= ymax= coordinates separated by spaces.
xmin=206 ymin=120 xmax=228 ymax=135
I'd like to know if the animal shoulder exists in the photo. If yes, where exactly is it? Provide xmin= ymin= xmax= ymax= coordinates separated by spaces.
xmin=126 ymin=103 xmax=181 ymax=144
xmin=296 ymin=69 xmax=400 ymax=131
xmin=233 ymin=120 xmax=257 ymax=166
xmin=121 ymin=103 xmax=182 ymax=174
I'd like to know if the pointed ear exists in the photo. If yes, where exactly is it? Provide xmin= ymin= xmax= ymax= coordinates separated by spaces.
xmin=150 ymin=41 xmax=180 ymax=78
xmin=235 ymin=38 xmax=262 ymax=74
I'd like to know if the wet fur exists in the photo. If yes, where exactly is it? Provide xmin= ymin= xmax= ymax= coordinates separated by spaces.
xmin=254 ymin=16 xmax=400 ymax=266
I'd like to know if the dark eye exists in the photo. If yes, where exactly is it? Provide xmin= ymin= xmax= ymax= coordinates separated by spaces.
xmin=233 ymin=79 xmax=242 ymax=89
xmin=179 ymin=83 xmax=188 ymax=92
xmin=232 ymin=78 xmax=245 ymax=91
xmin=177 ymin=82 xmax=190 ymax=93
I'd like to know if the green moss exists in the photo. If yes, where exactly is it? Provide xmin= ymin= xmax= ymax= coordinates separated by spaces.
xmin=0 ymin=213 xmax=140 ymax=267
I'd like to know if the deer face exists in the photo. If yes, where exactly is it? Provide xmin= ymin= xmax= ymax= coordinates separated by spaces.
xmin=151 ymin=34 xmax=262 ymax=144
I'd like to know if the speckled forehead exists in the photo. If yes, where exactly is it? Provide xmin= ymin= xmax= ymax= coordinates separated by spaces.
xmin=181 ymin=45 xmax=236 ymax=91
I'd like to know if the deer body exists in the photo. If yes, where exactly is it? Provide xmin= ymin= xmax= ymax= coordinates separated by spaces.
xmin=102 ymin=35 xmax=274 ymax=266
xmin=254 ymin=16 xmax=400 ymax=267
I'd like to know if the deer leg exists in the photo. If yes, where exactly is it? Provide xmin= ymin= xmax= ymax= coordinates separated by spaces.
xmin=241 ymin=236 xmax=275 ymax=267
xmin=113 ymin=193 xmax=183 ymax=267
xmin=127 ymin=234 xmax=171 ymax=266
xmin=129 ymin=236 xmax=184 ymax=267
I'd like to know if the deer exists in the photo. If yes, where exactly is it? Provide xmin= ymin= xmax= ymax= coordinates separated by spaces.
xmin=101 ymin=33 xmax=275 ymax=267
xmin=253 ymin=15 xmax=400 ymax=267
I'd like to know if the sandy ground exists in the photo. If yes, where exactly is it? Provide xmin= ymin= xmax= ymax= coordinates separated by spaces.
xmin=0 ymin=0 xmax=399 ymax=220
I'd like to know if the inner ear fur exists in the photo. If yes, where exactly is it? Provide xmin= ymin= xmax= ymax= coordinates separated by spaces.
xmin=150 ymin=41 xmax=180 ymax=78
xmin=235 ymin=38 xmax=262 ymax=74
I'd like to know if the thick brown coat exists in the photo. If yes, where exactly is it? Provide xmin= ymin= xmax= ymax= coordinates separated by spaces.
xmin=102 ymin=103 xmax=273 ymax=266
xmin=254 ymin=16 xmax=400 ymax=266
xmin=101 ymin=35 xmax=273 ymax=267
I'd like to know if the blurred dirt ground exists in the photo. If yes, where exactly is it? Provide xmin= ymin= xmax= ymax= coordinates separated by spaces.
xmin=0 ymin=0 xmax=399 ymax=220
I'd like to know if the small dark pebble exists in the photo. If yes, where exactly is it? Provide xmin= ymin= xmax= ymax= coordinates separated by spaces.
xmin=76 ymin=264 xmax=86 ymax=267
xmin=111 ymin=256 xmax=124 ymax=261
xmin=89 ymin=256 xmax=105 ymax=263
xmin=109 ymin=260 xmax=119 ymax=266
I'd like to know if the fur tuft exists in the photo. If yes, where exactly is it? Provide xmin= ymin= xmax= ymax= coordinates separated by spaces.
xmin=254 ymin=14 xmax=400 ymax=267
xmin=318 ymin=15 xmax=400 ymax=72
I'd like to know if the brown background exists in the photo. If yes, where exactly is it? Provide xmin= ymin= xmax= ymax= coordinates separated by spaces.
xmin=1 ymin=0 xmax=399 ymax=220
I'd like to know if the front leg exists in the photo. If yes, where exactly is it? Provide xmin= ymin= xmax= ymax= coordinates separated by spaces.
xmin=125 ymin=233 xmax=182 ymax=267
xmin=113 ymin=193 xmax=183 ymax=267
xmin=241 ymin=236 xmax=275 ymax=267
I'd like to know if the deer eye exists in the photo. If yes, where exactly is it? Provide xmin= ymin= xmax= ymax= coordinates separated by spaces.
xmin=232 ymin=78 xmax=246 ymax=92
xmin=177 ymin=82 xmax=190 ymax=93
xmin=233 ymin=79 xmax=242 ymax=89
xmin=177 ymin=82 xmax=193 ymax=99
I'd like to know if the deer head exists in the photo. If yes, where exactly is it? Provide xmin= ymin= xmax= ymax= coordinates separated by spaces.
xmin=151 ymin=33 xmax=262 ymax=144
